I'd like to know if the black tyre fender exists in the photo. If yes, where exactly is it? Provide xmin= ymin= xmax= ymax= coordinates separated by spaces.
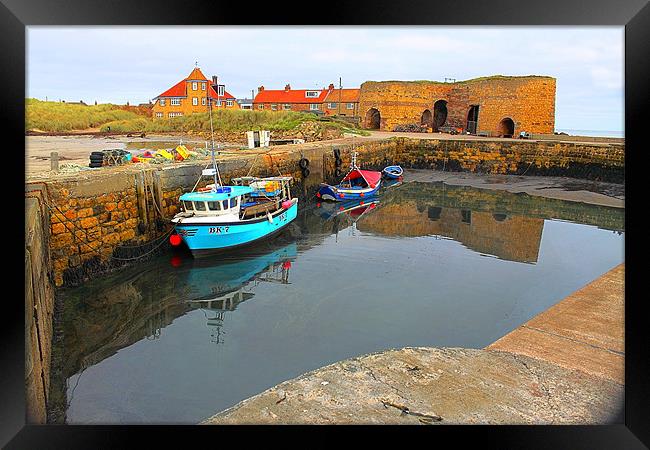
xmin=90 ymin=155 xmax=105 ymax=160
xmin=90 ymin=151 xmax=105 ymax=156
xmin=301 ymin=167 xmax=310 ymax=178
xmin=298 ymin=158 xmax=310 ymax=169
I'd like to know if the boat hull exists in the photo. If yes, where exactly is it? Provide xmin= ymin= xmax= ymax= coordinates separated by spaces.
xmin=174 ymin=200 xmax=298 ymax=256
xmin=382 ymin=166 xmax=403 ymax=179
xmin=317 ymin=182 xmax=381 ymax=202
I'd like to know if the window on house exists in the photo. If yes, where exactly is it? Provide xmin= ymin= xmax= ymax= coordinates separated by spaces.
xmin=193 ymin=201 xmax=206 ymax=211
xmin=171 ymin=98 xmax=181 ymax=106
xmin=201 ymin=82 xmax=206 ymax=90
xmin=159 ymin=98 xmax=165 ymax=106
xmin=192 ymin=82 xmax=197 ymax=90
xmin=258 ymin=104 xmax=264 ymax=109
xmin=155 ymin=112 xmax=163 ymax=118
xmin=347 ymin=103 xmax=354 ymax=110
xmin=310 ymin=104 xmax=319 ymax=111
xmin=283 ymin=104 xmax=291 ymax=110
xmin=216 ymin=100 xmax=222 ymax=107
xmin=271 ymin=104 xmax=277 ymax=110
xmin=207 ymin=201 xmax=221 ymax=211
xmin=328 ymin=103 xmax=337 ymax=109
xmin=217 ymin=85 xmax=225 ymax=96
xmin=226 ymin=99 xmax=233 ymax=107
xmin=193 ymin=97 xmax=198 ymax=106
xmin=202 ymin=98 xmax=206 ymax=106
xmin=305 ymin=91 xmax=319 ymax=98
xmin=169 ymin=112 xmax=183 ymax=118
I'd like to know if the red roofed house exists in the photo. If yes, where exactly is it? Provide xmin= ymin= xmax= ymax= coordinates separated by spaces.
xmin=252 ymin=84 xmax=329 ymax=113
xmin=152 ymin=67 xmax=240 ymax=119
xmin=323 ymin=84 xmax=360 ymax=117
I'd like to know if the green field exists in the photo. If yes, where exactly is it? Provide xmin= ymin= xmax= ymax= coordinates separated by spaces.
xmin=25 ymin=99 xmax=369 ymax=136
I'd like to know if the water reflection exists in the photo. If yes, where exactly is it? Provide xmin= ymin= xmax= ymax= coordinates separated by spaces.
xmin=54 ymin=179 xmax=624 ymax=423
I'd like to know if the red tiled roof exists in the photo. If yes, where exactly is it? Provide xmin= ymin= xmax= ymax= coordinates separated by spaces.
xmin=186 ymin=67 xmax=209 ymax=81
xmin=157 ymin=79 xmax=187 ymax=98
xmin=155 ymin=67 xmax=236 ymax=100
xmin=323 ymin=88 xmax=360 ymax=103
xmin=254 ymin=88 xmax=329 ymax=104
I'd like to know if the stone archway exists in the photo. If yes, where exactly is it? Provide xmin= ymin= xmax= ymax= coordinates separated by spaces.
xmin=420 ymin=109 xmax=433 ymax=130
xmin=498 ymin=117 xmax=515 ymax=138
xmin=365 ymin=108 xmax=381 ymax=129
xmin=433 ymin=100 xmax=448 ymax=132
xmin=466 ymin=105 xmax=479 ymax=134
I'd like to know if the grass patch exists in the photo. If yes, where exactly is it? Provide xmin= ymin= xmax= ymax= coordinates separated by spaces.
xmin=25 ymin=98 xmax=148 ymax=132
xmin=26 ymin=98 xmax=367 ymax=136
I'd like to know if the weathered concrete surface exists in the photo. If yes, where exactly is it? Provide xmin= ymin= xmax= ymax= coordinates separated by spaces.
xmin=202 ymin=347 xmax=622 ymax=425
xmin=488 ymin=264 xmax=624 ymax=385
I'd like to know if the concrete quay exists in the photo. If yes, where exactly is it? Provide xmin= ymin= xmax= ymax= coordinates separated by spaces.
xmin=202 ymin=264 xmax=625 ymax=425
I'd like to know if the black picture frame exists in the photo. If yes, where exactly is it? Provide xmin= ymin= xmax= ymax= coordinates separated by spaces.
xmin=5 ymin=0 xmax=648 ymax=447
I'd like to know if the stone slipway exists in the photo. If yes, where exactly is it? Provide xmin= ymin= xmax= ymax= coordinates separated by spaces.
xmin=202 ymin=264 xmax=625 ymax=425
xmin=488 ymin=264 xmax=624 ymax=385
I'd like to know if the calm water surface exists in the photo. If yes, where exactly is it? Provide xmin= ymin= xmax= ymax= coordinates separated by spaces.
xmin=55 ymin=181 xmax=624 ymax=423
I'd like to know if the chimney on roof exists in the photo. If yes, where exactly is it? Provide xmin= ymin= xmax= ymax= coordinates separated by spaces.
xmin=258 ymin=86 xmax=264 ymax=93
xmin=285 ymin=84 xmax=291 ymax=91
xmin=212 ymin=76 xmax=218 ymax=86
xmin=328 ymin=83 xmax=335 ymax=91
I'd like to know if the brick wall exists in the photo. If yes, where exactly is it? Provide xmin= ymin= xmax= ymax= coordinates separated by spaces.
xmin=358 ymin=76 xmax=556 ymax=135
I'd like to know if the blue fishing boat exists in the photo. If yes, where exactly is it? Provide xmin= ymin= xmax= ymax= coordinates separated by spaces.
xmin=317 ymin=152 xmax=382 ymax=202
xmin=170 ymin=97 xmax=298 ymax=256
xmin=382 ymin=165 xmax=403 ymax=179
xmin=171 ymin=177 xmax=298 ymax=256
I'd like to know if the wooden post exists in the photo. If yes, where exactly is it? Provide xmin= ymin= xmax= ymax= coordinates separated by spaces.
xmin=50 ymin=152 xmax=59 ymax=172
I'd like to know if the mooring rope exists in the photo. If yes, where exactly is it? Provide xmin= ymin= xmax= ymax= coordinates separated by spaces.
xmin=41 ymin=196 xmax=175 ymax=262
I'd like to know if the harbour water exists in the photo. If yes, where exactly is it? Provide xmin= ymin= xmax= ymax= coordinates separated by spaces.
xmin=52 ymin=180 xmax=624 ymax=424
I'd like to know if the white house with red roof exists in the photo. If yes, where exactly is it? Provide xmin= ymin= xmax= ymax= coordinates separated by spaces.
xmin=152 ymin=67 xmax=239 ymax=119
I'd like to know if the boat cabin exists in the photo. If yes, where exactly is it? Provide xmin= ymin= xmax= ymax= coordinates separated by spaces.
xmin=179 ymin=185 xmax=252 ymax=219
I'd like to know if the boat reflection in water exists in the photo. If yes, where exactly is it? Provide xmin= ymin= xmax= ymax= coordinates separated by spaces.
xmin=175 ymin=241 xmax=297 ymax=344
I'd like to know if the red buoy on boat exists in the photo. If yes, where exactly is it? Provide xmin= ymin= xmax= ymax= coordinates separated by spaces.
xmin=282 ymin=200 xmax=293 ymax=210
xmin=360 ymin=192 xmax=365 ymax=198
xmin=316 ymin=192 xmax=321 ymax=198
xmin=170 ymin=234 xmax=182 ymax=246
xmin=339 ymin=193 xmax=345 ymax=198
xmin=282 ymin=261 xmax=292 ymax=269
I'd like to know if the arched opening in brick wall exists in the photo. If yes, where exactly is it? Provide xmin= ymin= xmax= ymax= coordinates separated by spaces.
xmin=433 ymin=100 xmax=448 ymax=132
xmin=498 ymin=117 xmax=515 ymax=138
xmin=420 ymin=109 xmax=432 ymax=129
xmin=365 ymin=108 xmax=381 ymax=129
xmin=466 ymin=105 xmax=479 ymax=134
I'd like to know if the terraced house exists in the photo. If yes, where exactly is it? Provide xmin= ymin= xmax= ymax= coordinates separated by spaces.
xmin=323 ymin=85 xmax=360 ymax=117
xmin=152 ymin=67 xmax=239 ymax=119
xmin=252 ymin=84 xmax=329 ymax=114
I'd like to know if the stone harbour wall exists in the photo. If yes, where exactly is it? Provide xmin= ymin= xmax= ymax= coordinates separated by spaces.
xmin=27 ymin=135 xmax=623 ymax=290
xmin=24 ymin=188 xmax=55 ymax=424
xmin=350 ymin=137 xmax=624 ymax=183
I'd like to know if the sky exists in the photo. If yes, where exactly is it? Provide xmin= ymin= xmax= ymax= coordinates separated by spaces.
xmin=27 ymin=26 xmax=624 ymax=133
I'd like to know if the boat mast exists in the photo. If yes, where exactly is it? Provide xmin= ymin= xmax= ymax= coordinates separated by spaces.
xmin=208 ymin=92 xmax=223 ymax=188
